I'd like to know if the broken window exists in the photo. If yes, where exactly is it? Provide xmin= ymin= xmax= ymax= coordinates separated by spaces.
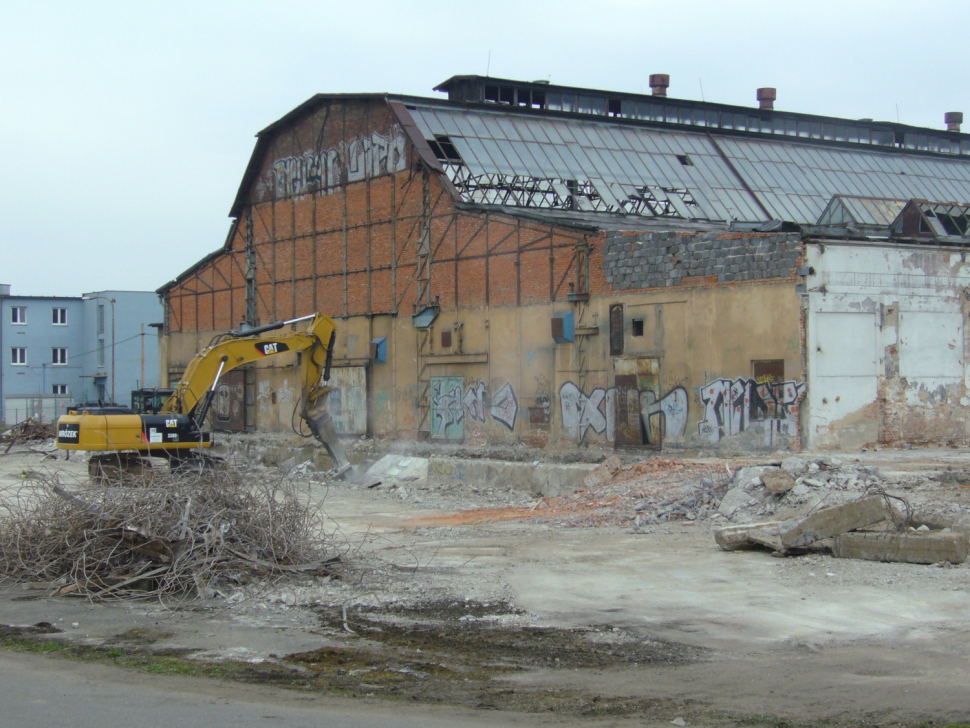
xmin=631 ymin=319 xmax=644 ymax=337
xmin=427 ymin=135 xmax=463 ymax=165
xmin=676 ymin=154 xmax=693 ymax=167
xmin=609 ymin=305 xmax=624 ymax=356
xmin=607 ymin=98 xmax=622 ymax=117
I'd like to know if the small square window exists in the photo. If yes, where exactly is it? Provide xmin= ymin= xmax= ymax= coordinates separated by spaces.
xmin=11 ymin=306 xmax=26 ymax=324
xmin=52 ymin=384 xmax=68 ymax=395
xmin=631 ymin=319 xmax=644 ymax=337
xmin=52 ymin=348 xmax=68 ymax=365
xmin=52 ymin=308 xmax=67 ymax=325
xmin=11 ymin=347 xmax=26 ymax=365
xmin=441 ymin=329 xmax=452 ymax=348
xmin=753 ymin=360 xmax=785 ymax=384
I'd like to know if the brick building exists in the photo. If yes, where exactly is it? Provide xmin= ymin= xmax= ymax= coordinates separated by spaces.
xmin=158 ymin=76 xmax=970 ymax=451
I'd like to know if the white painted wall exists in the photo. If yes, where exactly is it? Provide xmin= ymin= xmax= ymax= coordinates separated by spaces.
xmin=806 ymin=242 xmax=970 ymax=449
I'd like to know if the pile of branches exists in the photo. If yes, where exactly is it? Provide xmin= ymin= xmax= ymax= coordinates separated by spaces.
xmin=2 ymin=419 xmax=56 ymax=452
xmin=0 ymin=465 xmax=340 ymax=600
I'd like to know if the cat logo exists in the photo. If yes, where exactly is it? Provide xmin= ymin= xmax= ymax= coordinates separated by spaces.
xmin=165 ymin=419 xmax=178 ymax=428
xmin=256 ymin=341 xmax=288 ymax=356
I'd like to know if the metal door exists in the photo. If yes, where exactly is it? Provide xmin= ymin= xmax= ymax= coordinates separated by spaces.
xmin=613 ymin=357 xmax=660 ymax=448
xmin=430 ymin=376 xmax=464 ymax=440
xmin=329 ymin=367 xmax=368 ymax=435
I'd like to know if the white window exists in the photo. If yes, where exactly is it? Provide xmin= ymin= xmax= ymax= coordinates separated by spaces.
xmin=11 ymin=347 xmax=26 ymax=365
xmin=52 ymin=307 xmax=67 ymax=325
xmin=11 ymin=306 xmax=26 ymax=324
xmin=52 ymin=348 xmax=68 ymax=365
xmin=98 ymin=340 xmax=105 ymax=367
xmin=97 ymin=305 xmax=105 ymax=335
xmin=52 ymin=384 xmax=68 ymax=395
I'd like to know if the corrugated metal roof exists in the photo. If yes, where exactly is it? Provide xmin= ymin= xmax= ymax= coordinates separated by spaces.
xmin=406 ymin=101 xmax=970 ymax=226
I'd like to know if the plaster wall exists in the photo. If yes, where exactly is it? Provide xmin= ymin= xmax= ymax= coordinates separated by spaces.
xmin=161 ymin=278 xmax=802 ymax=451
xmin=806 ymin=242 xmax=970 ymax=449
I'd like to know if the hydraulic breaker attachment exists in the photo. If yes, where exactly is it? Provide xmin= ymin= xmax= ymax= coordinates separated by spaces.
xmin=306 ymin=403 xmax=351 ymax=476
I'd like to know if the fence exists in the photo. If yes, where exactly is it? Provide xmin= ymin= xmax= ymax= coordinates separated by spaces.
xmin=3 ymin=395 xmax=75 ymax=427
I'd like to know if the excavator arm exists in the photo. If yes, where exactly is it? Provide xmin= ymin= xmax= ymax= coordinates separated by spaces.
xmin=161 ymin=312 xmax=349 ymax=472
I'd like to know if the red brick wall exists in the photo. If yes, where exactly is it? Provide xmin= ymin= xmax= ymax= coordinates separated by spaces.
xmin=164 ymin=99 xmax=591 ymax=335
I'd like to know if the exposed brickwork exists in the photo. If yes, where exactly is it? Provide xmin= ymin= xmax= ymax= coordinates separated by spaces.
xmin=601 ymin=231 xmax=802 ymax=291
xmin=163 ymin=98 xmax=589 ymax=335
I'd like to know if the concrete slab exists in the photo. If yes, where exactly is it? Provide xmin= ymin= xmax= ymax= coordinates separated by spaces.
xmin=779 ymin=496 xmax=888 ymax=550
xmin=834 ymin=531 xmax=969 ymax=565
xmin=714 ymin=521 xmax=782 ymax=551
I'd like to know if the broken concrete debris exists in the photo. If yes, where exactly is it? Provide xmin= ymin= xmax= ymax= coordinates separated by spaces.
xmin=715 ymin=456 xmax=970 ymax=564
xmin=777 ymin=496 xmax=889 ymax=550
xmin=715 ymin=497 xmax=890 ymax=555
xmin=760 ymin=469 xmax=796 ymax=495
xmin=834 ymin=531 xmax=969 ymax=565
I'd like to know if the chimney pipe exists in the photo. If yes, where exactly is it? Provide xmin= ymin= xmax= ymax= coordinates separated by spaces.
xmin=945 ymin=111 xmax=963 ymax=132
xmin=649 ymin=74 xmax=669 ymax=97
xmin=757 ymin=87 xmax=776 ymax=111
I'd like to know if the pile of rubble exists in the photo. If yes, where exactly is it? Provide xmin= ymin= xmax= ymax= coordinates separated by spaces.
xmin=714 ymin=457 xmax=970 ymax=565
xmin=530 ymin=457 xmax=728 ymax=529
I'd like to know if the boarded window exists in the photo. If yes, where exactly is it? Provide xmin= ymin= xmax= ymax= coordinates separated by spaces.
xmin=609 ymin=305 xmax=624 ymax=356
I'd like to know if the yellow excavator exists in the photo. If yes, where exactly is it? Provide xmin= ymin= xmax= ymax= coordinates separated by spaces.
xmin=56 ymin=313 xmax=349 ymax=476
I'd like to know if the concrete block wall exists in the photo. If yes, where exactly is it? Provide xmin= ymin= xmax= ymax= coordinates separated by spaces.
xmin=601 ymin=231 xmax=801 ymax=290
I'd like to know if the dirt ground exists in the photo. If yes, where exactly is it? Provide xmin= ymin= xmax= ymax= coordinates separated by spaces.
xmin=2 ymin=438 xmax=970 ymax=726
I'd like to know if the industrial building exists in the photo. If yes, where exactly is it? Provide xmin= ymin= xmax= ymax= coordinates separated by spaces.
xmin=158 ymin=75 xmax=970 ymax=452
xmin=0 ymin=285 xmax=163 ymax=425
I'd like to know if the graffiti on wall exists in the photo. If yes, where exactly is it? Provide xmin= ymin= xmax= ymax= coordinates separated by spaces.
xmin=427 ymin=377 xmax=524 ymax=437
xmin=640 ymin=387 xmax=689 ymax=442
xmin=431 ymin=377 xmax=465 ymax=439
xmin=462 ymin=380 xmax=487 ymax=423
xmin=560 ymin=382 xmax=690 ymax=443
xmin=269 ymin=125 xmax=408 ymax=199
xmin=560 ymin=383 xmax=609 ymax=441
xmin=489 ymin=383 xmax=519 ymax=431
xmin=697 ymin=378 xmax=806 ymax=443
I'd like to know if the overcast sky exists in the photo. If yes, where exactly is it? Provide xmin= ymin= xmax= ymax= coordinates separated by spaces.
xmin=2 ymin=0 xmax=966 ymax=297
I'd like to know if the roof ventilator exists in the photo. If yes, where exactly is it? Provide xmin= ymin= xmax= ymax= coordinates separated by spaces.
xmin=757 ymin=87 xmax=776 ymax=111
